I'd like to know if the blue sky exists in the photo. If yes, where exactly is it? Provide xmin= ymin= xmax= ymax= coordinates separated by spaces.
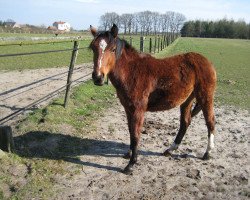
xmin=0 ymin=0 xmax=249 ymax=30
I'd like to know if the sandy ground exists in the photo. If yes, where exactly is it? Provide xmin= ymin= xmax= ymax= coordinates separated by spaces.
xmin=0 ymin=67 xmax=249 ymax=199
xmin=0 ymin=64 xmax=92 ymax=125
xmin=55 ymin=100 xmax=249 ymax=200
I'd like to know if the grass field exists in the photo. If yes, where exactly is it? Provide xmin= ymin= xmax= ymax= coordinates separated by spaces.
xmin=157 ymin=37 xmax=250 ymax=110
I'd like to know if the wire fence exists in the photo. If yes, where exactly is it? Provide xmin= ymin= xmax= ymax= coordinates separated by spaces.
xmin=0 ymin=40 xmax=92 ymax=125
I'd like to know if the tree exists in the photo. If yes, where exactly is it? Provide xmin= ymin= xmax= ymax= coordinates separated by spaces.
xmin=174 ymin=12 xmax=186 ymax=33
xmin=98 ymin=11 xmax=186 ymax=35
xmin=151 ymin=12 xmax=160 ymax=35
xmin=181 ymin=18 xmax=249 ymax=39
xmin=99 ymin=12 xmax=120 ymax=31
xmin=120 ymin=13 xmax=133 ymax=34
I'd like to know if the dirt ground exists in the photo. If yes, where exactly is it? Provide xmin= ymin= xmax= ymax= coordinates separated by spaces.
xmin=0 ymin=64 xmax=92 ymax=125
xmin=0 ymin=67 xmax=249 ymax=199
xmin=55 ymin=100 xmax=249 ymax=200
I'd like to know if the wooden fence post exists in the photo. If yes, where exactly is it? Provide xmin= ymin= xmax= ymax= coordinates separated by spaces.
xmin=140 ymin=36 xmax=144 ymax=53
xmin=161 ymin=39 xmax=163 ymax=51
xmin=0 ymin=126 xmax=14 ymax=152
xmin=163 ymin=35 xmax=166 ymax=48
xmin=154 ymin=36 xmax=157 ymax=53
xmin=64 ymin=41 xmax=79 ymax=108
xmin=129 ymin=36 xmax=132 ymax=46
xmin=157 ymin=35 xmax=160 ymax=53
xmin=149 ymin=38 xmax=152 ymax=54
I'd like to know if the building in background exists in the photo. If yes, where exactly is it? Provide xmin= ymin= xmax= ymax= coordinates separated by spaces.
xmin=52 ymin=21 xmax=71 ymax=32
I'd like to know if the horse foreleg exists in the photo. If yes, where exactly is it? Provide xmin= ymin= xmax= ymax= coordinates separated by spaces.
xmin=164 ymin=95 xmax=194 ymax=156
xmin=123 ymin=110 xmax=145 ymax=174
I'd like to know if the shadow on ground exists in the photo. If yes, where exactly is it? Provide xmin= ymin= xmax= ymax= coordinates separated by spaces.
xmin=14 ymin=131 xmax=162 ymax=172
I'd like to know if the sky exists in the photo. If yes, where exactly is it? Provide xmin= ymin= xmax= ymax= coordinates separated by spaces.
xmin=0 ymin=0 xmax=250 ymax=30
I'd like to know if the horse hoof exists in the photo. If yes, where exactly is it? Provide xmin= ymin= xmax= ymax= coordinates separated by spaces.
xmin=123 ymin=165 xmax=133 ymax=175
xmin=202 ymin=152 xmax=210 ymax=160
xmin=163 ymin=150 xmax=172 ymax=157
xmin=123 ymin=151 xmax=132 ymax=159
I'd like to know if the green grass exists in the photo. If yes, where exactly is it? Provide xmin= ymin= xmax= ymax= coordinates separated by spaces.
xmin=156 ymin=37 xmax=250 ymax=110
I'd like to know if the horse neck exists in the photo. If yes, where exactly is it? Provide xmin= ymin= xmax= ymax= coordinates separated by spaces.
xmin=109 ymin=41 xmax=139 ymax=87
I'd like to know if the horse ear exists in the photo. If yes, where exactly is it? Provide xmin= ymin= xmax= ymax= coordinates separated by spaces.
xmin=90 ymin=25 xmax=97 ymax=37
xmin=111 ymin=24 xmax=118 ymax=38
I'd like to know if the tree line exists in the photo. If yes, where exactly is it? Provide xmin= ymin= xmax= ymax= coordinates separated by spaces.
xmin=99 ymin=11 xmax=186 ymax=35
xmin=181 ymin=19 xmax=250 ymax=39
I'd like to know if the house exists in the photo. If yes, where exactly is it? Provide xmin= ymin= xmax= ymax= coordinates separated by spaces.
xmin=4 ymin=21 xmax=16 ymax=27
xmin=4 ymin=22 xmax=25 ymax=28
xmin=13 ymin=23 xmax=22 ymax=28
xmin=52 ymin=21 xmax=71 ymax=32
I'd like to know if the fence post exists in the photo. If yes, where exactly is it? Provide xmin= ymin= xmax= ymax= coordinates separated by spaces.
xmin=163 ymin=35 xmax=166 ymax=48
xmin=64 ymin=41 xmax=79 ymax=108
xmin=140 ymin=36 xmax=144 ymax=53
xmin=160 ymin=39 xmax=163 ymax=51
xmin=154 ymin=36 xmax=157 ymax=53
xmin=0 ymin=126 xmax=14 ymax=152
xmin=129 ymin=36 xmax=132 ymax=46
xmin=157 ymin=35 xmax=160 ymax=53
xmin=149 ymin=38 xmax=152 ymax=54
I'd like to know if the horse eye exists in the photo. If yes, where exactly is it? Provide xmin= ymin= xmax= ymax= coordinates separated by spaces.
xmin=112 ymin=48 xmax=116 ymax=53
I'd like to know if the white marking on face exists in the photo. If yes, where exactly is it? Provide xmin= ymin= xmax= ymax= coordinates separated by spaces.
xmin=98 ymin=39 xmax=107 ymax=70
xmin=99 ymin=39 xmax=107 ymax=53
xmin=168 ymin=142 xmax=179 ymax=152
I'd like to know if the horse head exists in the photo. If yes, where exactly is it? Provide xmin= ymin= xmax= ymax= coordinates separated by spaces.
xmin=89 ymin=24 xmax=119 ymax=86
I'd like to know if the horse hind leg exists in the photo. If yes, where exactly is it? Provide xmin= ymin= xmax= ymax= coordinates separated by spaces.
xmin=200 ymin=99 xmax=216 ymax=160
xmin=163 ymin=94 xmax=194 ymax=156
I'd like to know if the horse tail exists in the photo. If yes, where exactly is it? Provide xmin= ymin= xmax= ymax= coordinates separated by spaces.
xmin=191 ymin=102 xmax=202 ymax=117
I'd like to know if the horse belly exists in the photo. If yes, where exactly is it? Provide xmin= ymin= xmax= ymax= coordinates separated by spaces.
xmin=147 ymin=87 xmax=193 ymax=112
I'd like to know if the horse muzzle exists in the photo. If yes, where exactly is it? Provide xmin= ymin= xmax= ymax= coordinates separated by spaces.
xmin=92 ymin=72 xmax=104 ymax=86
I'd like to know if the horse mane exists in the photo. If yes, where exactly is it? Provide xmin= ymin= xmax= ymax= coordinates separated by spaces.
xmin=117 ymin=38 xmax=150 ymax=60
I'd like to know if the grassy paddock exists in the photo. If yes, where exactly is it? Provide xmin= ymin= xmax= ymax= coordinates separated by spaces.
xmin=157 ymin=37 xmax=250 ymax=110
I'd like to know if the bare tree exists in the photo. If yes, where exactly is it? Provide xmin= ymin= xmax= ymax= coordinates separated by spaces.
xmin=160 ymin=12 xmax=171 ymax=35
xmin=99 ymin=13 xmax=109 ymax=31
xmin=174 ymin=12 xmax=186 ymax=33
xmin=120 ymin=13 xmax=134 ymax=34
xmin=151 ymin=12 xmax=160 ymax=35
xmin=98 ymin=11 xmax=186 ymax=35
xmin=99 ymin=12 xmax=120 ymax=31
